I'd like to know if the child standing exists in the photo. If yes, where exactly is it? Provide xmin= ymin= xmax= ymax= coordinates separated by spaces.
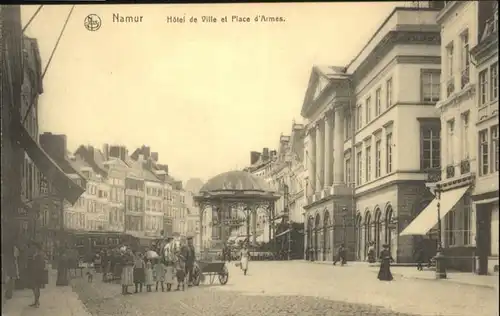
xmin=153 ymin=258 xmax=166 ymax=292
xmin=144 ymin=259 xmax=154 ymax=292
xmin=175 ymin=254 xmax=186 ymax=291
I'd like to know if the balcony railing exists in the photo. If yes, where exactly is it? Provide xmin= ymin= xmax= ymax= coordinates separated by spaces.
xmin=425 ymin=167 xmax=442 ymax=183
xmin=447 ymin=78 xmax=455 ymax=97
xmin=460 ymin=159 xmax=471 ymax=175
xmin=461 ymin=67 xmax=470 ymax=89
xmin=446 ymin=165 xmax=455 ymax=179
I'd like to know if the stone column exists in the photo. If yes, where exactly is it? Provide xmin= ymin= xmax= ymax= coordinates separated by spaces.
xmin=324 ymin=110 xmax=334 ymax=187
xmin=198 ymin=206 xmax=204 ymax=252
xmin=307 ymin=127 xmax=316 ymax=194
xmin=315 ymin=122 xmax=324 ymax=191
xmin=252 ymin=208 xmax=257 ymax=245
xmin=333 ymin=108 xmax=345 ymax=184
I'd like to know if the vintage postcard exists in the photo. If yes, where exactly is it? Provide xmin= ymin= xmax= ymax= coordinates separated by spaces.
xmin=1 ymin=2 xmax=498 ymax=316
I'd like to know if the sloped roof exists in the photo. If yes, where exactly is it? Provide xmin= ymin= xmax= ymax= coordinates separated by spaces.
xmin=314 ymin=65 xmax=350 ymax=80
xmin=200 ymin=170 xmax=274 ymax=192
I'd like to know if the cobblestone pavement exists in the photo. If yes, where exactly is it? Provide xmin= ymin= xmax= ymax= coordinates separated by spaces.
xmin=71 ymin=261 xmax=498 ymax=316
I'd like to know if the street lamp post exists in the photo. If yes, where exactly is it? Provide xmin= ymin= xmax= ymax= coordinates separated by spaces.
xmin=434 ymin=184 xmax=447 ymax=279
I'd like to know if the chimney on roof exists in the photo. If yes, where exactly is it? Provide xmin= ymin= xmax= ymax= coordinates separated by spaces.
xmin=87 ymin=145 xmax=95 ymax=161
xmin=123 ymin=148 xmax=128 ymax=161
xmin=103 ymin=144 xmax=109 ymax=161
xmin=262 ymin=148 xmax=269 ymax=161
xmin=151 ymin=152 xmax=159 ymax=162
xmin=270 ymin=150 xmax=277 ymax=159
xmin=157 ymin=164 xmax=169 ymax=175
xmin=40 ymin=132 xmax=67 ymax=161
xmin=142 ymin=146 xmax=151 ymax=159
xmin=250 ymin=151 xmax=261 ymax=165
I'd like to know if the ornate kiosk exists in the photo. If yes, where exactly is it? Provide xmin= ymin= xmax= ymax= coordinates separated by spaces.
xmin=194 ymin=170 xmax=281 ymax=249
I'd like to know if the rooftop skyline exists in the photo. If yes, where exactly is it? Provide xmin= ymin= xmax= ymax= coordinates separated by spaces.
xmin=21 ymin=2 xmax=402 ymax=182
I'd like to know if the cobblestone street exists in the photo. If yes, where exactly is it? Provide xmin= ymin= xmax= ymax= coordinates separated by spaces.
xmin=71 ymin=261 xmax=498 ymax=316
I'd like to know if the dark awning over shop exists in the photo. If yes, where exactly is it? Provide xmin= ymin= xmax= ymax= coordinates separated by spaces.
xmin=15 ymin=122 xmax=85 ymax=204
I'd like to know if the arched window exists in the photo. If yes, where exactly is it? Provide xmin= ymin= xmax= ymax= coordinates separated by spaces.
xmin=384 ymin=206 xmax=394 ymax=246
xmin=355 ymin=213 xmax=363 ymax=260
xmin=364 ymin=211 xmax=372 ymax=257
xmin=374 ymin=208 xmax=382 ymax=255
xmin=314 ymin=213 xmax=321 ymax=259
xmin=323 ymin=211 xmax=331 ymax=260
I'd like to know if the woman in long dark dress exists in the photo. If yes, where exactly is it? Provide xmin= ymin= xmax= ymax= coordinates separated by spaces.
xmin=377 ymin=244 xmax=394 ymax=281
xmin=26 ymin=242 xmax=46 ymax=307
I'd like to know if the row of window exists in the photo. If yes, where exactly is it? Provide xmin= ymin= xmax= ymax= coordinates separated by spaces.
xmin=479 ymin=125 xmax=499 ymax=176
xmin=445 ymin=30 xmax=470 ymax=97
xmin=87 ymin=200 xmax=106 ymax=213
xmin=125 ymin=215 xmax=143 ymax=231
xmin=145 ymin=215 xmax=163 ymax=231
xmin=126 ymin=196 xmax=144 ymax=212
xmin=109 ymin=208 xmax=124 ymax=225
xmin=146 ymin=187 xmax=163 ymax=197
xmin=345 ymin=129 xmax=396 ymax=186
xmin=146 ymin=199 xmax=163 ymax=212
xmin=354 ymin=77 xmax=394 ymax=132
xmin=21 ymin=160 xmax=39 ymax=202
xmin=444 ymin=196 xmax=473 ymax=247
xmin=445 ymin=111 xmax=471 ymax=164
xmin=478 ymin=62 xmax=499 ymax=107
xmin=64 ymin=213 xmax=86 ymax=230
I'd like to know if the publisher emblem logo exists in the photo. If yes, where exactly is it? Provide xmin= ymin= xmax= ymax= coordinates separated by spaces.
xmin=84 ymin=14 xmax=101 ymax=31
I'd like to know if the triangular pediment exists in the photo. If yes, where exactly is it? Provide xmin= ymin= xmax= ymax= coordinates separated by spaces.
xmin=301 ymin=66 xmax=332 ymax=118
xmin=313 ymin=75 xmax=330 ymax=101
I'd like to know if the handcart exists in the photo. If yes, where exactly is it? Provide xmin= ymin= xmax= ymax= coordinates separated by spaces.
xmin=192 ymin=260 xmax=229 ymax=286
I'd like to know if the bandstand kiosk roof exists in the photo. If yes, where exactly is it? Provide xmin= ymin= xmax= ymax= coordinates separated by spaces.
xmin=194 ymin=170 xmax=281 ymax=204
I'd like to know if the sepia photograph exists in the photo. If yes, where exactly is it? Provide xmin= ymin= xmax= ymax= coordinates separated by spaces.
xmin=1 ymin=1 xmax=499 ymax=315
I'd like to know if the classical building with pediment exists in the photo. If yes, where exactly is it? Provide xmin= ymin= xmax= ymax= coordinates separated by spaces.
xmin=301 ymin=5 xmax=447 ymax=263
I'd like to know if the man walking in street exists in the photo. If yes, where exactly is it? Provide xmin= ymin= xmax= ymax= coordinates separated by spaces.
xmin=333 ymin=244 xmax=347 ymax=266
xmin=182 ymin=237 xmax=196 ymax=287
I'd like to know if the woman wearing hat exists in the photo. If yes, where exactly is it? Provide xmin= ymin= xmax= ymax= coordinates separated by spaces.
xmin=377 ymin=244 xmax=394 ymax=281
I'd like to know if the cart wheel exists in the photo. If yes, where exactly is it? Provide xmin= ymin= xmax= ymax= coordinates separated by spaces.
xmin=218 ymin=266 xmax=229 ymax=285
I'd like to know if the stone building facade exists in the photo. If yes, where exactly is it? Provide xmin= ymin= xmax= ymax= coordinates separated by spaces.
xmin=302 ymin=6 xmax=444 ymax=263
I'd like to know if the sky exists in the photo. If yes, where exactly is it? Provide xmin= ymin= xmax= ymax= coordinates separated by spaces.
xmin=21 ymin=2 xmax=403 ymax=183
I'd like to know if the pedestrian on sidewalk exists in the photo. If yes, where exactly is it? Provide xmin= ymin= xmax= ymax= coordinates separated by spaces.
xmin=144 ymin=259 xmax=154 ymax=292
xmin=120 ymin=248 xmax=134 ymax=295
xmin=239 ymin=243 xmax=250 ymax=276
xmin=413 ymin=243 xmax=425 ymax=271
xmin=26 ymin=241 xmax=45 ymax=308
xmin=367 ymin=242 xmax=376 ymax=263
xmin=377 ymin=244 xmax=394 ymax=281
xmin=163 ymin=237 xmax=176 ymax=292
xmin=183 ymin=237 xmax=196 ymax=287
xmin=133 ymin=251 xmax=145 ymax=293
xmin=333 ymin=244 xmax=346 ymax=266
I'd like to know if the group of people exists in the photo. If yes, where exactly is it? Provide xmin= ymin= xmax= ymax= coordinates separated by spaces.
xmin=114 ymin=236 xmax=196 ymax=295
